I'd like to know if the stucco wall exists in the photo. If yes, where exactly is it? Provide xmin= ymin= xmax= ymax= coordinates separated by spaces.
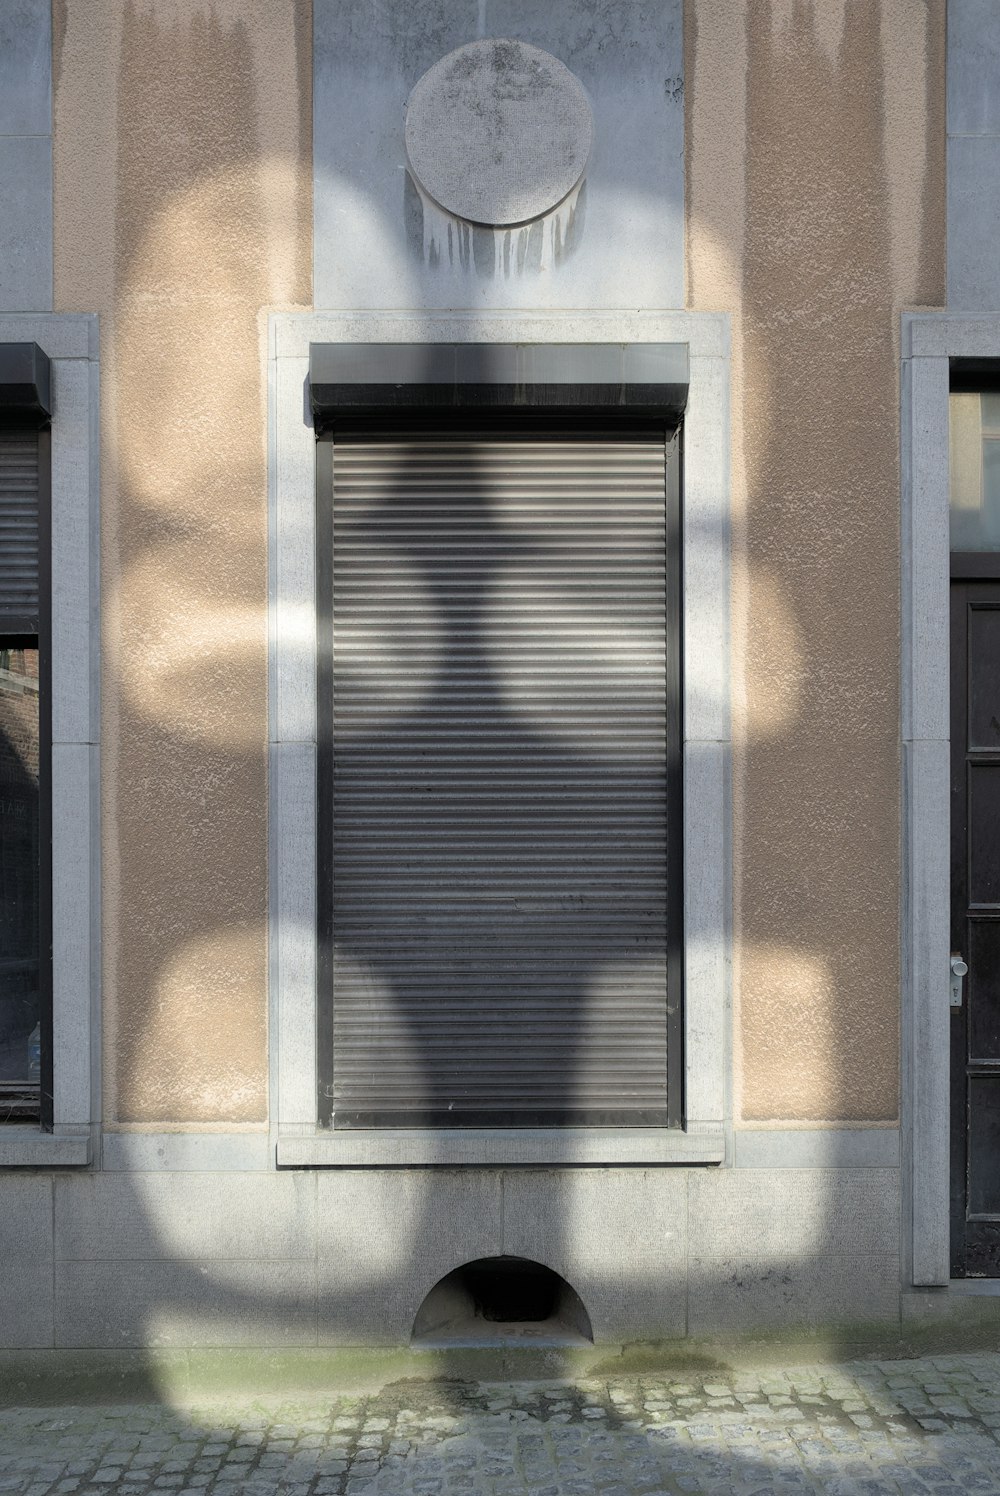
xmin=48 ymin=0 xmax=946 ymax=1129
xmin=52 ymin=0 xmax=312 ymax=1123
xmin=688 ymin=0 xmax=946 ymax=1121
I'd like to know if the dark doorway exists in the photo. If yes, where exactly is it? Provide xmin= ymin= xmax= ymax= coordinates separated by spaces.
xmin=951 ymin=561 xmax=1000 ymax=1275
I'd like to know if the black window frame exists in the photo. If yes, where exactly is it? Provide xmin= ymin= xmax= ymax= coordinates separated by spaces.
xmin=0 ymin=343 xmax=52 ymax=1129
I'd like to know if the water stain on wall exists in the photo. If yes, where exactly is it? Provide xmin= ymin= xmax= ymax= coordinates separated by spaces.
xmin=405 ymin=173 xmax=586 ymax=277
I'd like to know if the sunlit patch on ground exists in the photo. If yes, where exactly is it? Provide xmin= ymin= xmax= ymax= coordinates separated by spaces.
xmin=4 ymin=1354 xmax=1000 ymax=1493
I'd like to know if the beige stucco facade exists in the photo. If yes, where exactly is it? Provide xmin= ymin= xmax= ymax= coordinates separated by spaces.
xmin=53 ymin=0 xmax=311 ymax=1124
xmin=689 ymin=0 xmax=946 ymax=1121
xmin=48 ymin=0 xmax=946 ymax=1129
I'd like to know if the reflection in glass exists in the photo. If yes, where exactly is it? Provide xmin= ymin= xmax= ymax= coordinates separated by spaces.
xmin=0 ymin=648 xmax=39 ymax=1098
xmin=951 ymin=392 xmax=1000 ymax=549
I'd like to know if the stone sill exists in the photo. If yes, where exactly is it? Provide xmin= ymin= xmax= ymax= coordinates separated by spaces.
xmin=0 ymin=1128 xmax=90 ymax=1166
xmin=276 ymin=1126 xmax=726 ymax=1168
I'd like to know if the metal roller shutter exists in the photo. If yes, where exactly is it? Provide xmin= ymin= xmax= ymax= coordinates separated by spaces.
xmin=0 ymin=439 xmax=38 ymax=623
xmin=0 ymin=431 xmax=41 ymax=1121
xmin=323 ymin=427 xmax=678 ymax=1127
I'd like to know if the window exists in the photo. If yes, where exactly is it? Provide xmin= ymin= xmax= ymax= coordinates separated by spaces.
xmin=901 ymin=318 xmax=1000 ymax=1283
xmin=0 ymin=326 xmax=97 ymax=1166
xmin=270 ymin=316 xmax=729 ymax=1166
xmin=317 ymin=420 xmax=683 ymax=1129
xmin=0 ymin=418 xmax=48 ymax=1126
xmin=0 ymin=641 xmax=44 ymax=1119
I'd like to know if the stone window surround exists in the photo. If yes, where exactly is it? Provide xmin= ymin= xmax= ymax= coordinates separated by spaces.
xmin=901 ymin=312 xmax=1000 ymax=1287
xmin=268 ymin=310 xmax=731 ymax=1167
xmin=0 ymin=315 xmax=99 ymax=1168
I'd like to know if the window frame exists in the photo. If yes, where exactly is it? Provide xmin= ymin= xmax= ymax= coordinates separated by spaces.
xmin=316 ymin=409 xmax=683 ymax=1132
xmin=0 ymin=424 xmax=51 ymax=1127
xmin=269 ymin=312 xmax=731 ymax=1168
xmin=0 ymin=319 xmax=99 ymax=1167
xmin=901 ymin=315 xmax=1000 ymax=1283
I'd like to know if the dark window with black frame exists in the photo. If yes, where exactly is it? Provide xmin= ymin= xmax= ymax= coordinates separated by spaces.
xmin=949 ymin=364 xmax=1000 ymax=1275
xmin=311 ymin=345 xmax=688 ymax=1131
xmin=0 ymin=428 xmax=51 ymax=1126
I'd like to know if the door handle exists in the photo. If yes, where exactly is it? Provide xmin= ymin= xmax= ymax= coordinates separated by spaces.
xmin=951 ymin=953 xmax=969 ymax=1009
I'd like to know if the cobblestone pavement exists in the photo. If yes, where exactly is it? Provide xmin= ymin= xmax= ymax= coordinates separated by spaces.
xmin=8 ymin=1355 xmax=1000 ymax=1495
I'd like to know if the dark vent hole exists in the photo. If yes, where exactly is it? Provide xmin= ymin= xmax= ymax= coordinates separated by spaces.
xmin=412 ymin=1255 xmax=592 ymax=1347
xmin=467 ymin=1256 xmax=556 ymax=1322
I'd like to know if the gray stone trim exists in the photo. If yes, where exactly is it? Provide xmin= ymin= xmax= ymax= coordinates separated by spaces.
xmin=900 ymin=313 xmax=1000 ymax=1284
xmin=733 ymin=1128 xmax=900 ymax=1169
xmin=0 ymin=1129 xmax=89 ymax=1166
xmin=0 ymin=0 xmax=52 ymax=314
xmin=276 ymin=1126 xmax=726 ymax=1169
xmin=0 ymin=313 xmax=100 ymax=1164
xmin=269 ymin=310 xmax=731 ymax=1163
xmin=0 ymin=314 xmax=93 ymax=360
xmin=273 ymin=310 xmax=729 ymax=362
xmin=101 ymin=1133 xmax=271 ymax=1172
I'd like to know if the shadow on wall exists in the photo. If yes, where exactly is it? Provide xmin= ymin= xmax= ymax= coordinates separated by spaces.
xmin=321 ymin=421 xmax=673 ymax=1130
xmin=733 ymin=0 xmax=905 ymax=1123
xmin=53 ymin=0 xmax=931 ymax=1389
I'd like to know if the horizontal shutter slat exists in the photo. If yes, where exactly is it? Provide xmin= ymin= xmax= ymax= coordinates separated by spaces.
xmin=0 ymin=439 xmax=38 ymax=617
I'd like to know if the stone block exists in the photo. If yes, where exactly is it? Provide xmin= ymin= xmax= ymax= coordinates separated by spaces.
xmin=0 ymin=0 xmax=51 ymax=136
xmin=0 ymin=137 xmax=51 ymax=311
xmin=905 ymin=739 xmax=951 ymax=1286
xmin=50 ymin=357 xmax=97 ymax=747
xmin=683 ymin=351 xmax=730 ymax=745
xmin=733 ymin=1128 xmax=900 ymax=1169
xmin=312 ymin=0 xmax=683 ymax=311
xmin=687 ymin=1168 xmax=900 ymax=1260
xmin=100 ymin=1132 xmax=271 ymax=1171
xmin=50 ymin=743 xmax=94 ymax=1129
xmin=0 ymin=312 xmax=93 ymax=359
xmin=948 ymin=135 xmax=1000 ymax=311
xmin=272 ymin=742 xmax=317 ymax=1129
xmin=948 ymin=0 xmax=1000 ymax=136
xmin=54 ymin=1172 xmax=316 ymax=1261
xmin=501 ymin=1167 xmax=687 ymax=1342
xmin=683 ymin=739 xmax=728 ymax=1129
xmin=55 ymin=1258 xmax=318 ymax=1348
xmin=271 ymin=352 xmax=314 ymax=746
xmin=907 ymin=313 xmax=1000 ymax=359
xmin=0 ymin=1174 xmax=53 ymax=1346
xmin=901 ymin=354 xmax=949 ymax=743
xmin=687 ymin=1253 xmax=900 ymax=1336
xmin=316 ymin=1169 xmax=502 ymax=1342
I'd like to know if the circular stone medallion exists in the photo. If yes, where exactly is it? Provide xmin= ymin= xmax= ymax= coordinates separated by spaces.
xmin=405 ymin=38 xmax=593 ymax=228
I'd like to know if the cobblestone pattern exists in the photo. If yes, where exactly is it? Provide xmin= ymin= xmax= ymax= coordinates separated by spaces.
xmin=6 ymin=1355 xmax=1000 ymax=1495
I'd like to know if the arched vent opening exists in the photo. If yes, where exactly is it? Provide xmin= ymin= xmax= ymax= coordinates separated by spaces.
xmin=412 ymin=1255 xmax=593 ymax=1347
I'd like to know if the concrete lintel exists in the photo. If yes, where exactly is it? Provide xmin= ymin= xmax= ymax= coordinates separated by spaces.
xmin=273 ymin=310 xmax=730 ymax=363
xmin=905 ymin=311 xmax=1000 ymax=359
xmin=0 ymin=313 xmax=95 ymax=361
